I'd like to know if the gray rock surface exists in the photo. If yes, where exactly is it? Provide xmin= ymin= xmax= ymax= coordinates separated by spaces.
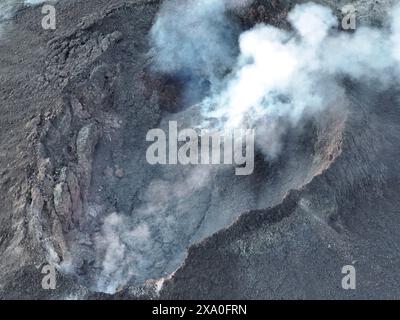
xmin=0 ymin=0 xmax=399 ymax=299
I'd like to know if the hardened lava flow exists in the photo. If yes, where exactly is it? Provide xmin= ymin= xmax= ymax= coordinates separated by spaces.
xmin=0 ymin=0 xmax=400 ymax=300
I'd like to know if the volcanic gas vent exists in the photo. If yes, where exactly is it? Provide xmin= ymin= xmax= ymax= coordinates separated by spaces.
xmin=28 ymin=0 xmax=400 ymax=295
xmin=35 ymin=59 xmax=345 ymax=294
xmin=25 ymin=0 xmax=352 ymax=294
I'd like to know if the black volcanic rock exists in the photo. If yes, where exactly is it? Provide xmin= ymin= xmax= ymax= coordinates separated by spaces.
xmin=0 ymin=0 xmax=399 ymax=300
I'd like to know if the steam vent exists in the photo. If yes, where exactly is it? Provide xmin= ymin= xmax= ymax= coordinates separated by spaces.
xmin=1 ymin=0 xmax=400 ymax=300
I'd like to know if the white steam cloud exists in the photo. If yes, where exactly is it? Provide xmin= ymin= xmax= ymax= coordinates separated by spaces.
xmin=150 ymin=0 xmax=254 ymax=89
xmin=95 ymin=165 xmax=214 ymax=293
xmin=202 ymin=2 xmax=400 ymax=157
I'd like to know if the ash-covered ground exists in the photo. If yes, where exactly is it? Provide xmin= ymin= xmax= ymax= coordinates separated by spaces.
xmin=0 ymin=0 xmax=400 ymax=300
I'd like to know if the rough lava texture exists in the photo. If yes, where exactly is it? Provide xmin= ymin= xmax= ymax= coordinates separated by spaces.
xmin=0 ymin=0 xmax=399 ymax=299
